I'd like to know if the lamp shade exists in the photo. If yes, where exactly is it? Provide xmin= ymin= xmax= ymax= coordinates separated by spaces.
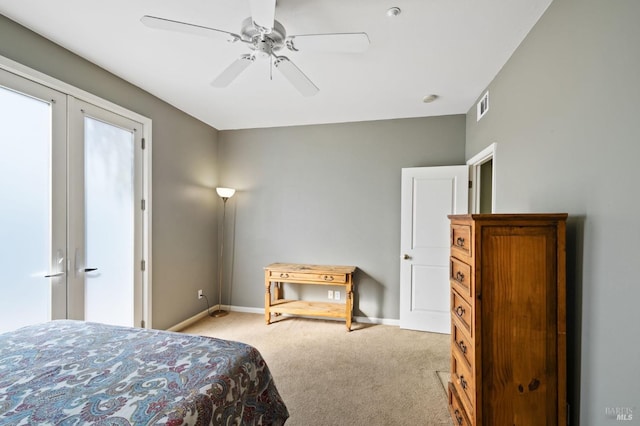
xmin=216 ymin=187 xmax=236 ymax=199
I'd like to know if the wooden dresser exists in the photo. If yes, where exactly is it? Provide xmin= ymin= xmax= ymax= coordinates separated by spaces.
xmin=447 ymin=214 xmax=567 ymax=426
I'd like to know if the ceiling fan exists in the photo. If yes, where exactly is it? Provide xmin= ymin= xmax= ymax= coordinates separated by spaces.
xmin=141 ymin=0 xmax=370 ymax=96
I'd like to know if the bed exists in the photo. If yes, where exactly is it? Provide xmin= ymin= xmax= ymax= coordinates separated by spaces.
xmin=0 ymin=320 xmax=289 ymax=425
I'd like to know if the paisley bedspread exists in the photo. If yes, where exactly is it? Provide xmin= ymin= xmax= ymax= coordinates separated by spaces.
xmin=0 ymin=320 xmax=288 ymax=425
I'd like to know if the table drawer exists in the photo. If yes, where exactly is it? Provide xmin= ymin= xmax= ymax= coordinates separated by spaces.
xmin=268 ymin=271 xmax=347 ymax=284
xmin=452 ymin=349 xmax=475 ymax=413
xmin=448 ymin=382 xmax=472 ymax=426
xmin=452 ymin=322 xmax=474 ymax=370
xmin=450 ymin=257 xmax=472 ymax=300
xmin=451 ymin=290 xmax=473 ymax=335
xmin=451 ymin=224 xmax=472 ymax=257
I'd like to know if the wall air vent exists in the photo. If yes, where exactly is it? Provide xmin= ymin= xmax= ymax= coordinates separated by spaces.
xmin=476 ymin=91 xmax=489 ymax=121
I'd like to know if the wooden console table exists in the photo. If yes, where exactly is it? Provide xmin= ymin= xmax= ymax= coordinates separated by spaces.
xmin=264 ymin=263 xmax=356 ymax=331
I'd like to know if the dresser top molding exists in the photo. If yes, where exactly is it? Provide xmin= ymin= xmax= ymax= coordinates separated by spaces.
xmin=448 ymin=213 xmax=568 ymax=221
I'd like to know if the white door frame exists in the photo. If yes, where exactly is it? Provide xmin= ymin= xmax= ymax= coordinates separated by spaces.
xmin=0 ymin=54 xmax=153 ymax=328
xmin=467 ymin=143 xmax=497 ymax=214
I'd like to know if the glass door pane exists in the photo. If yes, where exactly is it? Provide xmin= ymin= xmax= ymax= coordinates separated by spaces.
xmin=0 ymin=71 xmax=66 ymax=333
xmin=84 ymin=117 xmax=135 ymax=326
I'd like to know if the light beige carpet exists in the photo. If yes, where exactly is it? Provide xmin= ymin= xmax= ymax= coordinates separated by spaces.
xmin=181 ymin=312 xmax=453 ymax=425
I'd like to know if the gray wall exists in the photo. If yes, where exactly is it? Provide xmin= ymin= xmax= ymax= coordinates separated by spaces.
xmin=218 ymin=117 xmax=465 ymax=320
xmin=0 ymin=15 xmax=220 ymax=330
xmin=465 ymin=0 xmax=640 ymax=423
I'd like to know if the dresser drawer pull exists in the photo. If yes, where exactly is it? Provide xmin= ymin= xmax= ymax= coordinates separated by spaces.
xmin=454 ymin=409 xmax=464 ymax=425
xmin=279 ymin=273 xmax=289 ymax=278
xmin=455 ymin=271 xmax=465 ymax=283
xmin=459 ymin=375 xmax=468 ymax=390
xmin=455 ymin=306 xmax=465 ymax=317
xmin=323 ymin=275 xmax=334 ymax=281
xmin=457 ymin=339 xmax=467 ymax=354
xmin=455 ymin=237 xmax=465 ymax=247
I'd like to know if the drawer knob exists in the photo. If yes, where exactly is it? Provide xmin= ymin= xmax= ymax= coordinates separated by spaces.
xmin=455 ymin=306 xmax=465 ymax=317
xmin=455 ymin=237 xmax=465 ymax=247
xmin=455 ymin=271 xmax=465 ymax=282
xmin=279 ymin=273 xmax=289 ymax=278
xmin=323 ymin=275 xmax=334 ymax=281
xmin=454 ymin=409 xmax=463 ymax=425
xmin=457 ymin=340 xmax=467 ymax=354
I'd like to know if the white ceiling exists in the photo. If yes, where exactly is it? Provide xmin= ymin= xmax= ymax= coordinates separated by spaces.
xmin=0 ymin=0 xmax=552 ymax=130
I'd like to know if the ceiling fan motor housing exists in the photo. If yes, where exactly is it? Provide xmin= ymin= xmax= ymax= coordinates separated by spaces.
xmin=241 ymin=17 xmax=286 ymax=57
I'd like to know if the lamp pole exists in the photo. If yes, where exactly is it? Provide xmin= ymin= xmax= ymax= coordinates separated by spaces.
xmin=212 ymin=188 xmax=235 ymax=317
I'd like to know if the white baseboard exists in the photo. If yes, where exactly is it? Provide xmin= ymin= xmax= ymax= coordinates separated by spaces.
xmin=168 ymin=305 xmax=399 ymax=331
xmin=166 ymin=308 xmax=211 ymax=332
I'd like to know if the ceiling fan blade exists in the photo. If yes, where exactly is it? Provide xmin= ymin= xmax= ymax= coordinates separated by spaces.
xmin=273 ymin=56 xmax=319 ymax=97
xmin=287 ymin=33 xmax=370 ymax=53
xmin=141 ymin=15 xmax=241 ymax=43
xmin=249 ymin=0 xmax=276 ymax=31
xmin=211 ymin=55 xmax=255 ymax=87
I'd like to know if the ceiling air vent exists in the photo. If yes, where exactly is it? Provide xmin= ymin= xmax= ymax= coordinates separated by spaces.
xmin=476 ymin=91 xmax=489 ymax=121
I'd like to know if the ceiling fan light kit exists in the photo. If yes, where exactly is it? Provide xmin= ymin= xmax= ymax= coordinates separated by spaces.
xmin=141 ymin=0 xmax=369 ymax=96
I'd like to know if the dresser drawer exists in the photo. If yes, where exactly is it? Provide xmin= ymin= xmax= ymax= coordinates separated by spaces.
xmin=452 ymin=349 xmax=475 ymax=414
xmin=451 ymin=290 xmax=473 ymax=335
xmin=268 ymin=271 xmax=347 ymax=284
xmin=452 ymin=322 xmax=474 ymax=370
xmin=448 ymin=382 xmax=472 ymax=426
xmin=451 ymin=224 xmax=472 ymax=257
xmin=450 ymin=257 xmax=472 ymax=300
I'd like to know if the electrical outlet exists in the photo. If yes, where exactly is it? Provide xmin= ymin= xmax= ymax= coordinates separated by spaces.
xmin=328 ymin=290 xmax=334 ymax=300
xmin=334 ymin=291 xmax=341 ymax=301
xmin=198 ymin=289 xmax=203 ymax=299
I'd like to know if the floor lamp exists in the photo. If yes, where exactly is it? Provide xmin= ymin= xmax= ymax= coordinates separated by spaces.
xmin=212 ymin=187 xmax=235 ymax=317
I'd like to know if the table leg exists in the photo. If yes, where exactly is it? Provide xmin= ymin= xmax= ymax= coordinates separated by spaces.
xmin=265 ymin=273 xmax=271 ymax=325
xmin=275 ymin=282 xmax=282 ymax=300
xmin=346 ymin=278 xmax=353 ymax=331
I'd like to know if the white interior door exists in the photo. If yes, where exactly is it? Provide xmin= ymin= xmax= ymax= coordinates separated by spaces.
xmin=399 ymin=166 xmax=468 ymax=333
xmin=0 ymin=70 xmax=67 ymax=333
xmin=68 ymin=99 xmax=144 ymax=327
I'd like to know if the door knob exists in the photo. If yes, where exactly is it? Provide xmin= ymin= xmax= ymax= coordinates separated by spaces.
xmin=403 ymin=254 xmax=412 ymax=260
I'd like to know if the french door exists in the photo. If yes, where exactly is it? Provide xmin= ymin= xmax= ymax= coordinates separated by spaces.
xmin=0 ymin=68 xmax=146 ymax=333
xmin=0 ymin=69 xmax=67 ymax=332
xmin=68 ymin=99 xmax=144 ymax=327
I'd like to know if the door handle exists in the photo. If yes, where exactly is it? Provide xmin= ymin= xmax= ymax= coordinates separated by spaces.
xmin=45 ymin=250 xmax=65 ymax=278
xmin=403 ymin=254 xmax=412 ymax=260
xmin=84 ymin=268 xmax=98 ymax=272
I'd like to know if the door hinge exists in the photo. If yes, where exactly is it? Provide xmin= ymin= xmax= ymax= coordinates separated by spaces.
xmin=468 ymin=180 xmax=473 ymax=189
xmin=141 ymin=138 xmax=146 ymax=150
xmin=141 ymin=320 xmax=146 ymax=328
xmin=141 ymin=199 xmax=146 ymax=211
xmin=141 ymin=260 xmax=146 ymax=271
